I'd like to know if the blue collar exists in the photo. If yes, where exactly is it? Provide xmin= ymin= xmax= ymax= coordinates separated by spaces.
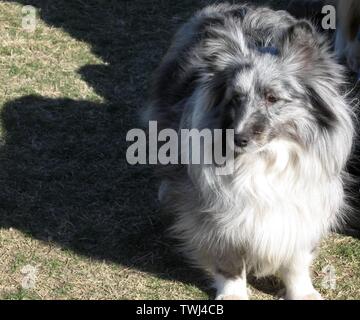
xmin=257 ymin=46 xmax=279 ymax=56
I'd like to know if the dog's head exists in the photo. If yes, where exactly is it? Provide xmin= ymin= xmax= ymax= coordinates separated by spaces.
xmin=200 ymin=20 xmax=350 ymax=156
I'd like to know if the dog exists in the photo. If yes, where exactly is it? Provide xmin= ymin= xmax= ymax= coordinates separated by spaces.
xmin=146 ymin=3 xmax=354 ymax=300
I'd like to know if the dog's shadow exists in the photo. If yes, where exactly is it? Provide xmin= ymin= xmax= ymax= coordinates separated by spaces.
xmin=1 ymin=0 xmax=214 ymax=295
xmin=1 ymin=0 xmax=359 ymax=299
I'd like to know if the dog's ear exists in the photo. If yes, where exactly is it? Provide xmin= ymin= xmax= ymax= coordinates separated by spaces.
xmin=283 ymin=20 xmax=315 ymax=45
xmin=279 ymin=20 xmax=319 ymax=73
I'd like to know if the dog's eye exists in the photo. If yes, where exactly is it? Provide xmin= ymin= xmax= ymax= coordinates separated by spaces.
xmin=265 ymin=93 xmax=278 ymax=104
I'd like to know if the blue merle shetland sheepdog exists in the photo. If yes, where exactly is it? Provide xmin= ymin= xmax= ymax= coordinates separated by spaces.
xmin=145 ymin=3 xmax=354 ymax=299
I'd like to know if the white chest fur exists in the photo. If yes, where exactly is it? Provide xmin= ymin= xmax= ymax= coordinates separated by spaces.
xmin=192 ymin=139 xmax=344 ymax=275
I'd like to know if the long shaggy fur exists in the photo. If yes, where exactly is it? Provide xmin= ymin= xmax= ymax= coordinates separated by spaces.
xmin=146 ymin=4 xmax=355 ymax=298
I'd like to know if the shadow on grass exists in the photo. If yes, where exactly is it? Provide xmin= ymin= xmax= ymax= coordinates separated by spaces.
xmin=0 ymin=93 xmax=210 ymax=291
xmin=1 ymin=0 xmax=359 ymax=300
xmin=1 ymin=0 xmax=211 ymax=295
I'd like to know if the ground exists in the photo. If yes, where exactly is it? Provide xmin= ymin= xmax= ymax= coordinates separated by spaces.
xmin=0 ymin=0 xmax=359 ymax=300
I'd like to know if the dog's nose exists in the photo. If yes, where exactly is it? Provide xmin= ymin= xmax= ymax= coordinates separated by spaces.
xmin=234 ymin=134 xmax=249 ymax=148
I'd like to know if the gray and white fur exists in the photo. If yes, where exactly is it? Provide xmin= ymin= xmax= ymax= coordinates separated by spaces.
xmin=146 ymin=3 xmax=355 ymax=300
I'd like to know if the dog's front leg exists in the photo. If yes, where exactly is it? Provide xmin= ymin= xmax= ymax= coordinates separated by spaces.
xmin=279 ymin=252 xmax=322 ymax=300
xmin=214 ymin=261 xmax=249 ymax=300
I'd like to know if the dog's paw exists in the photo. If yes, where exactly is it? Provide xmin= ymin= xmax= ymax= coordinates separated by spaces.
xmin=301 ymin=291 xmax=323 ymax=300
xmin=285 ymin=290 xmax=323 ymax=300
xmin=216 ymin=294 xmax=249 ymax=300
